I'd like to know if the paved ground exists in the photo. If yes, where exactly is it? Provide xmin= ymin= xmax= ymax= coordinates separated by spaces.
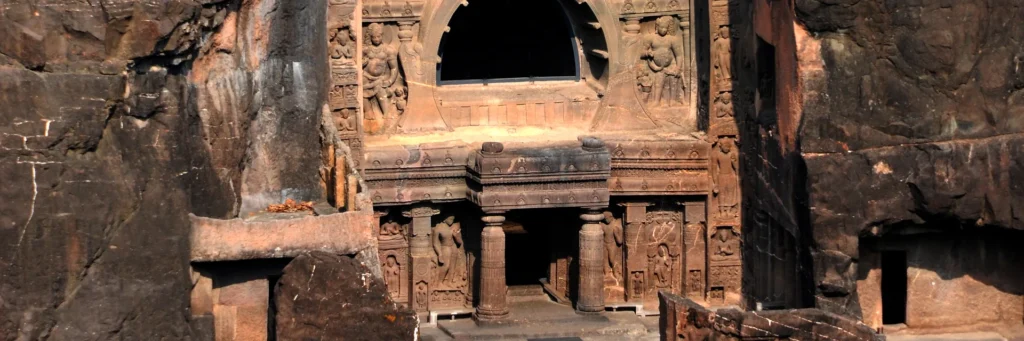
xmin=419 ymin=295 xmax=659 ymax=340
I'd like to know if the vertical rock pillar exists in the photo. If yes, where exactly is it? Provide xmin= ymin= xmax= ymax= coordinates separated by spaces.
xmin=476 ymin=213 xmax=509 ymax=322
xmin=403 ymin=206 xmax=439 ymax=312
xmin=578 ymin=209 xmax=606 ymax=313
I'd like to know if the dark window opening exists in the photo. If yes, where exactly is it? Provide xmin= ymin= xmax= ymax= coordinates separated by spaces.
xmin=755 ymin=37 xmax=776 ymax=117
xmin=881 ymin=251 xmax=907 ymax=325
xmin=438 ymin=0 xmax=579 ymax=83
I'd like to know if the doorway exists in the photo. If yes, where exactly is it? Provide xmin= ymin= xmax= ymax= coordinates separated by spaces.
xmin=881 ymin=250 xmax=907 ymax=325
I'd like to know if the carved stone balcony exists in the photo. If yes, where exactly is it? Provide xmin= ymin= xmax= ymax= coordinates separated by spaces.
xmin=468 ymin=138 xmax=611 ymax=212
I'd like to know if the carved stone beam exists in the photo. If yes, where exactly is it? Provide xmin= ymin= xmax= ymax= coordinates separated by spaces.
xmin=403 ymin=205 xmax=440 ymax=312
xmin=475 ymin=212 xmax=509 ymax=323
xmin=578 ymin=208 xmax=607 ymax=314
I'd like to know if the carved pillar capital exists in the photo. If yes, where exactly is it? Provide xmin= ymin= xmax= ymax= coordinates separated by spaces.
xmin=402 ymin=206 xmax=440 ymax=218
xmin=397 ymin=21 xmax=415 ymax=42
xmin=624 ymin=18 xmax=641 ymax=35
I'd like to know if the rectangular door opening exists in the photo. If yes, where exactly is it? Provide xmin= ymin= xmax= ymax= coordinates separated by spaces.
xmin=881 ymin=250 xmax=907 ymax=325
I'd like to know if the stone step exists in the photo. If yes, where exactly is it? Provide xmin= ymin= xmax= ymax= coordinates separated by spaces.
xmin=508 ymin=284 xmax=545 ymax=297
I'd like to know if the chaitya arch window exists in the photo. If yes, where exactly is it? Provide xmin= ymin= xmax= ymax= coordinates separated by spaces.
xmin=437 ymin=0 xmax=580 ymax=84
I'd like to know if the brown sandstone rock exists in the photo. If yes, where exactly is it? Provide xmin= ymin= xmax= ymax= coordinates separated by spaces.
xmin=275 ymin=252 xmax=417 ymax=341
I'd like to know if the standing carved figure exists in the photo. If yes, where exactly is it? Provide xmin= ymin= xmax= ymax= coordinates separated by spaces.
xmin=640 ymin=16 xmax=685 ymax=107
xmin=601 ymin=212 xmax=624 ymax=280
xmin=433 ymin=216 xmax=464 ymax=287
xmin=363 ymin=23 xmax=400 ymax=120
xmin=712 ymin=137 xmax=739 ymax=217
xmin=384 ymin=256 xmax=401 ymax=296
xmin=712 ymin=25 xmax=732 ymax=84
xmin=653 ymin=245 xmax=671 ymax=288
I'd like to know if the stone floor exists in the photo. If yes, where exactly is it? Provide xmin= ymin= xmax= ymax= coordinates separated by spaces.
xmin=419 ymin=294 xmax=659 ymax=341
xmin=886 ymin=332 xmax=1011 ymax=341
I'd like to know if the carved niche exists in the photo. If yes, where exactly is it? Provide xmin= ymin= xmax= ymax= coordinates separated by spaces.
xmin=642 ymin=211 xmax=684 ymax=301
xmin=377 ymin=214 xmax=410 ymax=304
xmin=430 ymin=215 xmax=470 ymax=309
xmin=621 ymin=0 xmax=695 ymax=131
xmin=636 ymin=16 xmax=687 ymax=109
xmin=707 ymin=225 xmax=740 ymax=305
xmin=362 ymin=22 xmax=408 ymax=135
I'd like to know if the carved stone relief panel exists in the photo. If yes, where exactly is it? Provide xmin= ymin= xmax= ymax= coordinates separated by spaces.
xmin=377 ymin=211 xmax=411 ymax=305
xmin=601 ymin=210 xmax=627 ymax=303
xmin=362 ymin=22 xmax=408 ymax=135
xmin=710 ymin=136 xmax=739 ymax=220
xmin=430 ymin=215 xmax=470 ymax=309
xmin=683 ymin=201 xmax=707 ymax=300
xmin=636 ymin=16 xmax=689 ymax=110
xmin=328 ymin=0 xmax=362 ymax=161
xmin=628 ymin=13 xmax=695 ymax=132
xmin=642 ymin=211 xmax=684 ymax=304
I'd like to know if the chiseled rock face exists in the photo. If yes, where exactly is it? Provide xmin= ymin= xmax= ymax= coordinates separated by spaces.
xmin=0 ymin=0 xmax=329 ymax=339
xmin=275 ymin=252 xmax=418 ymax=341
xmin=790 ymin=0 xmax=1024 ymax=322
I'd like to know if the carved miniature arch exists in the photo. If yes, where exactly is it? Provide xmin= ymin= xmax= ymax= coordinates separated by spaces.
xmin=420 ymin=0 xmax=620 ymax=87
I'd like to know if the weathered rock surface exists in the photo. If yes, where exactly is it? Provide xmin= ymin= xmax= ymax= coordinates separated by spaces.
xmin=275 ymin=252 xmax=417 ymax=341
xmin=659 ymin=292 xmax=882 ymax=341
xmin=743 ymin=0 xmax=1024 ymax=332
xmin=0 ymin=0 xmax=334 ymax=339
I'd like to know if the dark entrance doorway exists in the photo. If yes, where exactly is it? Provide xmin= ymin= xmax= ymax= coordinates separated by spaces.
xmin=881 ymin=250 xmax=907 ymax=325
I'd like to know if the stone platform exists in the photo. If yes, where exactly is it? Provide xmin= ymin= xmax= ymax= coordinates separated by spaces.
xmin=420 ymin=295 xmax=657 ymax=340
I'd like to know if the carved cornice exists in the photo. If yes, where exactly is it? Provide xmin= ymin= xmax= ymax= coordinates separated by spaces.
xmin=618 ymin=0 xmax=690 ymax=19
xmin=362 ymin=0 xmax=424 ymax=22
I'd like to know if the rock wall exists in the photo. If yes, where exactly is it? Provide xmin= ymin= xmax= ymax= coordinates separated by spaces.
xmin=659 ymin=291 xmax=881 ymax=341
xmin=0 ymin=0 xmax=332 ymax=339
xmin=745 ymin=0 xmax=1024 ymax=331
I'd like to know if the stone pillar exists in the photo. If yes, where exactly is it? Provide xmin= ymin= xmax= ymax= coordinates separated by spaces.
xmin=476 ymin=213 xmax=509 ymax=322
xmin=404 ymin=206 xmax=440 ymax=312
xmin=578 ymin=209 xmax=606 ymax=313
xmin=620 ymin=202 xmax=651 ymax=302
xmin=214 ymin=277 xmax=268 ymax=341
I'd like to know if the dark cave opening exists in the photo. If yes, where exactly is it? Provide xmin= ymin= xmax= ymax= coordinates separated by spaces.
xmin=881 ymin=250 xmax=907 ymax=325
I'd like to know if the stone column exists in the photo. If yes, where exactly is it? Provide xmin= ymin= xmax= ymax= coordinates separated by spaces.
xmin=578 ymin=209 xmax=606 ymax=313
xmin=476 ymin=213 xmax=509 ymax=322
xmin=404 ymin=206 xmax=440 ymax=312
xmin=620 ymin=202 xmax=651 ymax=302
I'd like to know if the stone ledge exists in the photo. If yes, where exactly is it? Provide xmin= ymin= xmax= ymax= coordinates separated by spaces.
xmin=189 ymin=210 xmax=375 ymax=262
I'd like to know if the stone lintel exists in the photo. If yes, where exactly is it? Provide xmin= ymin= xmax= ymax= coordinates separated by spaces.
xmin=189 ymin=211 xmax=375 ymax=262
